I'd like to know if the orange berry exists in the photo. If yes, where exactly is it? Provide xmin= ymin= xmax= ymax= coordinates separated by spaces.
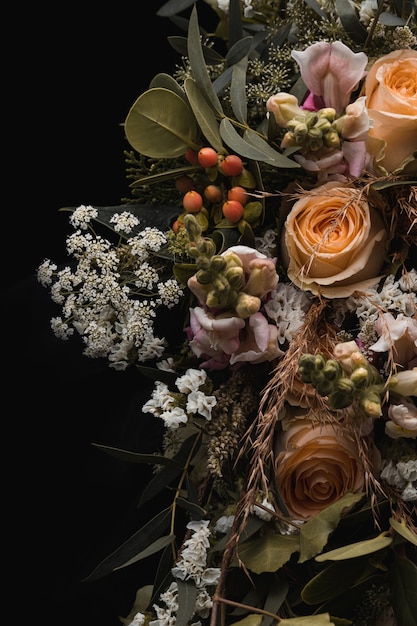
xmin=198 ymin=147 xmax=218 ymax=168
xmin=221 ymin=155 xmax=243 ymax=177
xmin=222 ymin=199 xmax=244 ymax=223
xmin=204 ymin=184 xmax=223 ymax=203
xmin=172 ymin=220 xmax=183 ymax=233
xmin=185 ymin=148 xmax=200 ymax=165
xmin=183 ymin=190 xmax=203 ymax=213
xmin=175 ymin=175 xmax=194 ymax=193
xmin=228 ymin=186 xmax=248 ymax=205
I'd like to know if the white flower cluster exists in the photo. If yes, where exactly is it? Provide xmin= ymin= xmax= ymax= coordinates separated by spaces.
xmin=380 ymin=459 xmax=417 ymax=502
xmin=142 ymin=368 xmax=217 ymax=429
xmin=37 ymin=206 xmax=184 ymax=370
xmin=130 ymin=520 xmax=221 ymax=626
xmin=264 ymin=282 xmax=312 ymax=353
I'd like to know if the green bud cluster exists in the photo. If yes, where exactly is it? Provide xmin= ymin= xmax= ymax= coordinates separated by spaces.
xmin=184 ymin=214 xmax=247 ymax=310
xmin=298 ymin=352 xmax=383 ymax=414
xmin=285 ymin=108 xmax=341 ymax=152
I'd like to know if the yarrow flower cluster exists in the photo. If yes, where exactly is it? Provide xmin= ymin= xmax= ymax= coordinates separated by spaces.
xmin=38 ymin=1 xmax=416 ymax=625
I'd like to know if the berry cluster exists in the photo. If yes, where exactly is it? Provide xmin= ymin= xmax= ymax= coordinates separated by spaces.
xmin=173 ymin=147 xmax=256 ymax=233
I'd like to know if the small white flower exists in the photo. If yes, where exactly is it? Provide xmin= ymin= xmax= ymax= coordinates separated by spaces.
xmin=176 ymin=369 xmax=208 ymax=394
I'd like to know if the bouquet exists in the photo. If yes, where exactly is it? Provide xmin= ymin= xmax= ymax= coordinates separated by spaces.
xmin=37 ymin=1 xmax=417 ymax=624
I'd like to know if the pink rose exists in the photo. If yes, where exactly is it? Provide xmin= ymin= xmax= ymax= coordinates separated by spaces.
xmin=364 ymin=49 xmax=417 ymax=173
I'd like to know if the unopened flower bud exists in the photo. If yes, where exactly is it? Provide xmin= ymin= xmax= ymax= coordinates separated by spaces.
xmin=196 ymin=257 xmax=210 ymax=270
xmin=184 ymin=213 xmax=201 ymax=240
xmin=388 ymin=368 xmax=417 ymax=396
xmin=197 ymin=238 xmax=216 ymax=257
xmin=209 ymin=255 xmax=227 ymax=272
xmin=266 ymin=92 xmax=303 ymax=127
xmin=323 ymin=359 xmax=342 ymax=381
xmin=319 ymin=108 xmax=337 ymax=122
xmin=316 ymin=379 xmax=334 ymax=396
xmin=327 ymin=377 xmax=356 ymax=409
xmin=359 ymin=390 xmax=382 ymax=417
xmin=235 ymin=292 xmax=261 ymax=319
xmin=323 ymin=130 xmax=341 ymax=149
xmin=212 ymin=275 xmax=230 ymax=294
xmin=280 ymin=131 xmax=297 ymax=148
xmin=350 ymin=367 xmax=369 ymax=389
xmin=225 ymin=267 xmax=244 ymax=290
xmin=196 ymin=269 xmax=212 ymax=284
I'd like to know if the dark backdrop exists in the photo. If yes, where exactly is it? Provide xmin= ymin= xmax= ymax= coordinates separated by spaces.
xmin=6 ymin=3 xmax=215 ymax=624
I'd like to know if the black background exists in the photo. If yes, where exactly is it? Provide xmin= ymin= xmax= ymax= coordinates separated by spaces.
xmin=6 ymin=2 xmax=216 ymax=624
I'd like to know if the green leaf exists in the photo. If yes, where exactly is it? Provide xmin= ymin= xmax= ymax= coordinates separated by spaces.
xmin=243 ymin=128 xmax=300 ymax=168
xmin=301 ymin=557 xmax=374 ymax=604
xmin=230 ymin=56 xmax=248 ymax=123
xmin=315 ymin=533 xmax=392 ymax=562
xmin=225 ymin=36 xmax=253 ymax=66
xmin=187 ymin=4 xmax=223 ymax=116
xmin=232 ymin=616 xmax=263 ymax=626
xmin=157 ymin=0 xmax=195 ymax=17
xmin=228 ymin=0 xmax=243 ymax=46
xmin=390 ymin=517 xmax=417 ymax=546
xmin=176 ymin=579 xmax=198 ymax=626
xmin=280 ymin=615 xmax=335 ymax=625
xmin=370 ymin=178 xmax=417 ymax=190
xmin=173 ymin=262 xmax=197 ymax=285
xmin=91 ymin=443 xmax=182 ymax=469
xmin=335 ymin=0 xmax=367 ymax=43
xmin=149 ymin=72 xmax=188 ymax=101
xmin=184 ymin=78 xmax=224 ymax=151
xmin=176 ymin=496 xmax=206 ymax=518
xmin=237 ymin=533 xmax=300 ymax=573
xmin=299 ymin=492 xmax=365 ymax=563
xmin=125 ymin=88 xmax=200 ymax=158
xmin=379 ymin=11 xmax=407 ymax=26
xmin=83 ymin=507 xmax=172 ymax=581
xmin=115 ymin=534 xmax=176 ymax=570
xmin=389 ymin=556 xmax=417 ymax=626
xmin=130 ymin=165 xmax=201 ymax=188
xmin=138 ymin=433 xmax=201 ymax=507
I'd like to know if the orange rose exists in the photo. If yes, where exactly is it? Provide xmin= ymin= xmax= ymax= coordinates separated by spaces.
xmin=364 ymin=49 xmax=417 ymax=174
xmin=281 ymin=182 xmax=387 ymax=298
xmin=274 ymin=414 xmax=366 ymax=520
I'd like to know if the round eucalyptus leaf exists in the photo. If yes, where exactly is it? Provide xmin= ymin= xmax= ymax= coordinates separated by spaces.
xmin=125 ymin=88 xmax=200 ymax=158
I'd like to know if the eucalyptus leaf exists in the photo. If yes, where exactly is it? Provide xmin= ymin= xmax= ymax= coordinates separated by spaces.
xmin=261 ymin=578 xmax=289 ymax=625
xmin=176 ymin=496 xmax=207 ymax=518
xmin=302 ymin=0 xmax=329 ymax=20
xmin=149 ymin=72 xmax=187 ymax=101
xmin=125 ymin=88 xmax=200 ymax=158
xmin=157 ymin=0 xmax=195 ymax=17
xmin=389 ymin=556 xmax=417 ymax=626
xmin=184 ymin=78 xmax=224 ymax=151
xmin=389 ymin=517 xmax=417 ymax=546
xmin=138 ymin=433 xmax=201 ymax=507
xmin=299 ymin=492 xmax=365 ymax=563
xmin=83 ymin=507 xmax=172 ymax=581
xmin=232 ymin=616 xmax=263 ymax=626
xmin=230 ymin=56 xmax=249 ymax=124
xmin=228 ymin=0 xmax=243 ymax=47
xmin=173 ymin=262 xmax=198 ymax=285
xmin=315 ymin=533 xmax=392 ymax=562
xmin=136 ymin=364 xmax=178 ymax=385
xmin=280 ymin=615 xmax=335 ymax=625
xmin=115 ymin=534 xmax=176 ymax=569
xmin=335 ymin=0 xmax=367 ymax=43
xmin=301 ymin=556 xmax=373 ymax=604
xmin=130 ymin=165 xmax=201 ymax=188
xmin=225 ymin=36 xmax=253 ymax=66
xmin=91 ymin=443 xmax=182 ymax=469
xmin=176 ymin=579 xmax=198 ymax=626
xmin=243 ymin=128 xmax=300 ymax=169
xmin=379 ymin=11 xmax=406 ymax=26
xmin=237 ymin=533 xmax=300 ymax=573
xmin=187 ymin=4 xmax=223 ymax=115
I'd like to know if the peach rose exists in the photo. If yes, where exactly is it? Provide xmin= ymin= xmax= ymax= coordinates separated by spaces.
xmin=274 ymin=415 xmax=367 ymax=520
xmin=281 ymin=182 xmax=387 ymax=298
xmin=364 ymin=49 xmax=417 ymax=174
